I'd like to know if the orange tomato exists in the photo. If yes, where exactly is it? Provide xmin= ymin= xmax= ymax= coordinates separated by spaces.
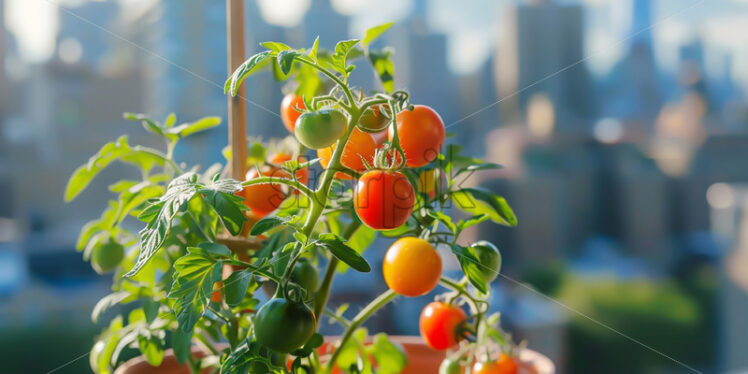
xmin=270 ymin=153 xmax=309 ymax=187
xmin=420 ymin=302 xmax=468 ymax=350
xmin=211 ymin=281 xmax=223 ymax=303
xmin=383 ymin=237 xmax=442 ymax=297
xmin=389 ymin=105 xmax=445 ymax=167
xmin=240 ymin=166 xmax=288 ymax=217
xmin=281 ymin=94 xmax=305 ymax=133
xmin=318 ymin=128 xmax=377 ymax=179
xmin=472 ymin=355 xmax=519 ymax=374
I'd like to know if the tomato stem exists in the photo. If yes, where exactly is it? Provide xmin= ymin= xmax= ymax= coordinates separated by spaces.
xmin=327 ymin=289 xmax=398 ymax=371
xmin=313 ymin=219 xmax=361 ymax=319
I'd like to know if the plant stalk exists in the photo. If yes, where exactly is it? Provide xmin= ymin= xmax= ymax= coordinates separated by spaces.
xmin=327 ymin=289 xmax=398 ymax=370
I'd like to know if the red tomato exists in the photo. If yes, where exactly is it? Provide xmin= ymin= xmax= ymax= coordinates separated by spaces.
xmin=472 ymin=355 xmax=519 ymax=374
xmin=419 ymin=302 xmax=468 ymax=350
xmin=389 ymin=105 xmax=445 ymax=167
xmin=318 ymin=128 xmax=377 ymax=179
xmin=281 ymin=94 xmax=305 ymax=133
xmin=354 ymin=170 xmax=415 ymax=230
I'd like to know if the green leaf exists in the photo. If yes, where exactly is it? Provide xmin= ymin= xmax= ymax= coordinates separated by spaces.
xmin=335 ymin=39 xmax=360 ymax=59
xmin=172 ymin=328 xmax=192 ymax=364
xmin=260 ymin=41 xmax=291 ymax=52
xmin=457 ymin=214 xmax=489 ymax=231
xmin=199 ymin=188 xmax=247 ymax=236
xmin=250 ymin=216 xmax=285 ymax=236
xmin=277 ymin=49 xmax=302 ymax=75
xmin=65 ymin=136 xmax=156 ymax=201
xmin=114 ymin=183 xmax=163 ymax=226
xmin=138 ymin=334 xmax=165 ymax=366
xmin=451 ymin=187 xmax=517 ymax=226
xmin=126 ymin=173 xmax=200 ymax=277
xmin=455 ymin=162 xmax=503 ymax=175
xmin=369 ymin=333 xmax=408 ymax=374
xmin=427 ymin=211 xmax=457 ymax=233
xmin=167 ymin=116 xmax=222 ymax=138
xmin=224 ymin=270 xmax=252 ymax=307
xmin=451 ymin=244 xmax=488 ymax=294
xmin=226 ymin=50 xmax=272 ymax=96
xmin=337 ymin=224 xmax=375 ymax=274
xmin=362 ymin=22 xmax=393 ymax=47
xmin=168 ymin=247 xmax=224 ymax=332
xmin=319 ymin=235 xmax=371 ymax=273
xmin=368 ymin=49 xmax=395 ymax=93
xmin=91 ymin=291 xmax=130 ymax=324
xmin=143 ymin=299 xmax=160 ymax=323
xmin=165 ymin=113 xmax=176 ymax=128
xmin=309 ymin=37 xmax=319 ymax=61
xmin=124 ymin=112 xmax=164 ymax=136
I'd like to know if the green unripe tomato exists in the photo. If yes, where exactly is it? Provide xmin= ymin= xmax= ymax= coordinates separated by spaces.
xmin=470 ymin=241 xmax=501 ymax=284
xmin=294 ymin=109 xmax=346 ymax=149
xmin=254 ymin=298 xmax=316 ymax=353
xmin=291 ymin=258 xmax=319 ymax=298
xmin=357 ymin=104 xmax=390 ymax=133
xmin=439 ymin=358 xmax=464 ymax=374
xmin=91 ymin=240 xmax=124 ymax=274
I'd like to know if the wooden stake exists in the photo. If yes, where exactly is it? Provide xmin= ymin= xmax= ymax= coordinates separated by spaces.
xmin=226 ymin=0 xmax=247 ymax=180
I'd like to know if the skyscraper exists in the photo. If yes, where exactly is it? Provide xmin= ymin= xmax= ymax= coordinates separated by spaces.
xmin=496 ymin=0 xmax=594 ymax=133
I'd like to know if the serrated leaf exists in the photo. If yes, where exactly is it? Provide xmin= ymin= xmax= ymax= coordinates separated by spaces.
xmin=226 ymin=50 xmax=271 ymax=96
xmin=319 ymin=236 xmax=371 ymax=273
xmin=126 ymin=173 xmax=199 ymax=277
xmin=250 ymin=216 xmax=285 ymax=236
xmin=91 ymin=291 xmax=130 ymax=324
xmin=362 ymin=22 xmax=393 ymax=47
xmin=65 ymin=136 xmax=164 ymax=201
xmin=224 ymin=270 xmax=252 ymax=306
xmin=451 ymin=187 xmax=517 ymax=226
xmin=168 ymin=247 xmax=224 ymax=332
xmin=199 ymin=189 xmax=247 ymax=236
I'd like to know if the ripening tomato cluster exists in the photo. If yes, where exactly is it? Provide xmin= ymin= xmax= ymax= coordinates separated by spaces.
xmin=242 ymin=93 xmax=447 ymax=228
xmin=244 ymin=93 xmax=506 ymax=359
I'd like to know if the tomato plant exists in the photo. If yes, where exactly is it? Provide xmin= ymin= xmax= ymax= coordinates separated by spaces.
xmin=67 ymin=23 xmax=528 ymax=374
xmin=420 ymin=301 xmax=467 ymax=350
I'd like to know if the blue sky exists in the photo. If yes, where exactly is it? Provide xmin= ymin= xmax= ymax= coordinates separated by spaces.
xmin=5 ymin=0 xmax=748 ymax=85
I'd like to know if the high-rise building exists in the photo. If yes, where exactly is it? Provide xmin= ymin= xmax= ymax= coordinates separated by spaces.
xmin=496 ymin=0 xmax=594 ymax=133
xmin=388 ymin=1 xmax=459 ymax=127
xmin=600 ymin=0 xmax=661 ymax=123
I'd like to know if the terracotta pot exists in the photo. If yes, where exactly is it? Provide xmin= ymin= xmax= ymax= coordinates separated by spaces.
xmin=114 ymin=336 xmax=554 ymax=374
